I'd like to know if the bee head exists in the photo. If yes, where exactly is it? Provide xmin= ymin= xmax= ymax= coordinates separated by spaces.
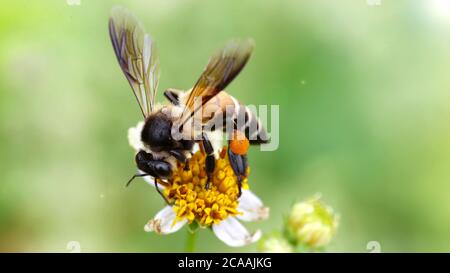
xmin=141 ymin=112 xmax=174 ymax=152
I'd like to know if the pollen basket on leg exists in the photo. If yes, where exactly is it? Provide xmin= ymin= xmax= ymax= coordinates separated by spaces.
xmin=164 ymin=146 xmax=249 ymax=226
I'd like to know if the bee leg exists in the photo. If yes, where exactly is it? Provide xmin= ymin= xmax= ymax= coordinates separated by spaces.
xmin=163 ymin=89 xmax=181 ymax=105
xmin=227 ymin=146 xmax=247 ymax=197
xmin=201 ymin=132 xmax=215 ymax=190
xmin=154 ymin=178 xmax=171 ymax=205
xmin=169 ymin=150 xmax=189 ymax=170
xmin=237 ymin=178 xmax=242 ymax=197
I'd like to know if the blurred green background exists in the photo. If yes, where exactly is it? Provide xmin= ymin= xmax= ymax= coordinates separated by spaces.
xmin=0 ymin=0 xmax=449 ymax=252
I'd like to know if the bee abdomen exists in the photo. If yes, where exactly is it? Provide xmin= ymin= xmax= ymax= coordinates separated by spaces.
xmin=203 ymin=94 xmax=269 ymax=145
xmin=239 ymin=104 xmax=269 ymax=144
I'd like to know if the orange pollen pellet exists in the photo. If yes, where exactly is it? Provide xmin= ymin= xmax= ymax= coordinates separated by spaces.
xmin=230 ymin=131 xmax=249 ymax=155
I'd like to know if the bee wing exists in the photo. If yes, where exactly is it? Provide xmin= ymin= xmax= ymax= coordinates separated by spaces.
xmin=109 ymin=6 xmax=159 ymax=117
xmin=180 ymin=39 xmax=254 ymax=125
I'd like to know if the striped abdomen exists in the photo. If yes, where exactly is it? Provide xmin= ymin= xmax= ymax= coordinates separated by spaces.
xmin=201 ymin=91 xmax=269 ymax=145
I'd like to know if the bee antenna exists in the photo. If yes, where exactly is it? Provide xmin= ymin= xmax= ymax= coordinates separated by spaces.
xmin=125 ymin=173 xmax=149 ymax=187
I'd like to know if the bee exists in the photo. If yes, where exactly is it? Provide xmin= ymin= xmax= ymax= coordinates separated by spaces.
xmin=109 ymin=7 xmax=269 ymax=200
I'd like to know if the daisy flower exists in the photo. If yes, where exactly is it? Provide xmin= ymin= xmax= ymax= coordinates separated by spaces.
xmin=128 ymin=122 xmax=269 ymax=247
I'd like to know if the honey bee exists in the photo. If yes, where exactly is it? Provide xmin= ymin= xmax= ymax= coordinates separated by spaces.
xmin=109 ymin=7 xmax=268 ymax=199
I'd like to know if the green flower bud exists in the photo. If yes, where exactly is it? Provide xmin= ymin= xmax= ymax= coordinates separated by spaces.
xmin=258 ymin=233 xmax=293 ymax=253
xmin=287 ymin=196 xmax=338 ymax=248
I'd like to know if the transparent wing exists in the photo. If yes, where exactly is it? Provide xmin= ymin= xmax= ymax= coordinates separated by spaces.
xmin=109 ymin=6 xmax=159 ymax=117
xmin=180 ymin=39 xmax=254 ymax=125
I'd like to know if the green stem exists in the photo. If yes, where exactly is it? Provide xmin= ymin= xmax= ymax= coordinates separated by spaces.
xmin=185 ymin=229 xmax=198 ymax=253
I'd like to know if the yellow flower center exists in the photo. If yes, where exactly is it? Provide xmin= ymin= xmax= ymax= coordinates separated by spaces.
xmin=164 ymin=146 xmax=249 ymax=226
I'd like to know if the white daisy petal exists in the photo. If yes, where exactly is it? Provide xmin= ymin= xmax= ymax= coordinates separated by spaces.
xmin=144 ymin=205 xmax=187 ymax=234
xmin=237 ymin=189 xmax=269 ymax=222
xmin=212 ymin=217 xmax=262 ymax=247
xmin=128 ymin=121 xmax=145 ymax=152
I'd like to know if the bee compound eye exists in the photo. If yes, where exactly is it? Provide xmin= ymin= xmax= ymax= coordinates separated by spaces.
xmin=155 ymin=161 xmax=172 ymax=178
